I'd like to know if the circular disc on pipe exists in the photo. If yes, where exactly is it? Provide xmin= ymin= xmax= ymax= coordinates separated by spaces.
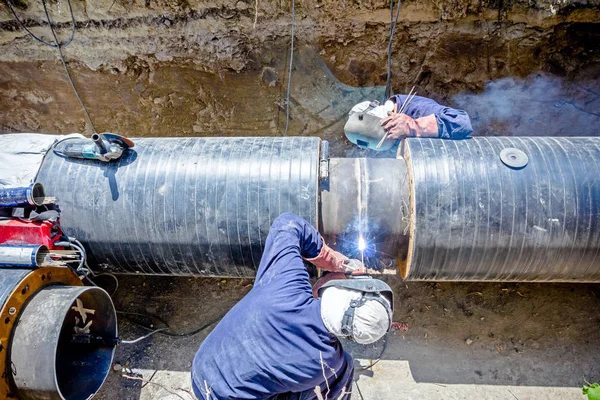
xmin=500 ymin=147 xmax=529 ymax=169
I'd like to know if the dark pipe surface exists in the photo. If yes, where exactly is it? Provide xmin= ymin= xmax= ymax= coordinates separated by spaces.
xmin=403 ymin=136 xmax=600 ymax=282
xmin=37 ymin=137 xmax=320 ymax=277
xmin=320 ymin=158 xmax=409 ymax=271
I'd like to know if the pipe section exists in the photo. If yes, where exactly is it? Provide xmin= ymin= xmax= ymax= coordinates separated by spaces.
xmin=0 ymin=244 xmax=48 ymax=268
xmin=37 ymin=137 xmax=320 ymax=277
xmin=320 ymin=158 xmax=409 ymax=270
xmin=0 ymin=183 xmax=45 ymax=207
xmin=403 ymin=136 xmax=600 ymax=281
xmin=10 ymin=285 xmax=117 ymax=400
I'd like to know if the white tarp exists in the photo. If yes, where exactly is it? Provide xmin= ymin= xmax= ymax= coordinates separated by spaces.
xmin=0 ymin=133 xmax=84 ymax=187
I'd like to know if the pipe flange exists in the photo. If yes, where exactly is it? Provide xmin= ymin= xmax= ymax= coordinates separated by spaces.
xmin=500 ymin=148 xmax=529 ymax=169
xmin=0 ymin=267 xmax=82 ymax=399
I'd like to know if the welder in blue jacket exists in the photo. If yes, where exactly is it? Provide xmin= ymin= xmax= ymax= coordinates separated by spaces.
xmin=191 ymin=213 xmax=394 ymax=400
xmin=345 ymin=95 xmax=473 ymax=150
xmin=380 ymin=94 xmax=473 ymax=140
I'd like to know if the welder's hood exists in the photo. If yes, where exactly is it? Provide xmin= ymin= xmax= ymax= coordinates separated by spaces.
xmin=319 ymin=276 xmax=394 ymax=344
xmin=0 ymin=133 xmax=83 ymax=186
xmin=344 ymin=100 xmax=395 ymax=151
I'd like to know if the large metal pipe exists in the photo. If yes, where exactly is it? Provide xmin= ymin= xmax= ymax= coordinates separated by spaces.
xmin=0 ymin=267 xmax=104 ymax=399
xmin=37 ymin=137 xmax=321 ymax=277
xmin=10 ymin=285 xmax=117 ymax=400
xmin=402 ymin=136 xmax=600 ymax=281
xmin=36 ymin=135 xmax=600 ymax=282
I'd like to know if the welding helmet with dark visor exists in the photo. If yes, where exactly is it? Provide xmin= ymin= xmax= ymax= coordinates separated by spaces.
xmin=318 ymin=276 xmax=394 ymax=342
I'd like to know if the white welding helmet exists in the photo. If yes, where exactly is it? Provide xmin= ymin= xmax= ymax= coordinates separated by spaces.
xmin=318 ymin=276 xmax=394 ymax=344
xmin=344 ymin=100 xmax=396 ymax=151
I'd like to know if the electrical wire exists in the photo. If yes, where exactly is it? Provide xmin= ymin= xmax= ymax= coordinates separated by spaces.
xmin=40 ymin=0 xmax=98 ymax=134
xmin=121 ymin=328 xmax=168 ymax=344
xmin=384 ymin=0 xmax=402 ymax=101
xmin=357 ymin=334 xmax=389 ymax=370
xmin=282 ymin=0 xmax=295 ymax=137
xmin=117 ymin=310 xmax=226 ymax=338
xmin=8 ymin=0 xmax=98 ymax=133
xmin=6 ymin=0 xmax=75 ymax=48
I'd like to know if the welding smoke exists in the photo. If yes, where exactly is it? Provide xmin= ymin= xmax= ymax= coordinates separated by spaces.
xmin=452 ymin=74 xmax=600 ymax=137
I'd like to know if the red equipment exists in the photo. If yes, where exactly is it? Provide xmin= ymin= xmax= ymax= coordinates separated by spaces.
xmin=0 ymin=219 xmax=63 ymax=250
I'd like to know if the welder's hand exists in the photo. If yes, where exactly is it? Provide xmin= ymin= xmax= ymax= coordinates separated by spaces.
xmin=305 ymin=243 xmax=347 ymax=272
xmin=342 ymin=259 xmax=366 ymax=275
xmin=380 ymin=113 xmax=420 ymax=139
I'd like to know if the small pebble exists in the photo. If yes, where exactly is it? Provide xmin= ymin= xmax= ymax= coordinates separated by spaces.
xmin=465 ymin=338 xmax=474 ymax=345
xmin=113 ymin=363 xmax=123 ymax=372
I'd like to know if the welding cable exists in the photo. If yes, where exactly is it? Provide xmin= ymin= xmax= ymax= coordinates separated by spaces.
xmin=40 ymin=0 xmax=98 ymax=134
xmin=282 ymin=0 xmax=295 ymax=137
xmin=120 ymin=328 xmax=168 ymax=344
xmin=357 ymin=333 xmax=389 ymax=370
xmin=54 ymin=238 xmax=86 ymax=272
xmin=9 ymin=0 xmax=98 ymax=133
xmin=6 ymin=0 xmax=75 ymax=48
xmin=384 ymin=0 xmax=402 ymax=100
xmin=90 ymin=272 xmax=120 ymax=296
xmin=116 ymin=310 xmax=226 ymax=338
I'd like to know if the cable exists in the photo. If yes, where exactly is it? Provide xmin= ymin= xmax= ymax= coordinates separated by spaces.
xmin=6 ymin=0 xmax=75 ymax=48
xmin=8 ymin=0 xmax=98 ymax=133
xmin=282 ymin=0 xmax=295 ymax=137
xmin=121 ymin=328 xmax=168 ymax=344
xmin=384 ymin=0 xmax=402 ymax=101
xmin=41 ymin=0 xmax=98 ymax=134
xmin=357 ymin=333 xmax=389 ymax=370
xmin=117 ymin=310 xmax=225 ymax=338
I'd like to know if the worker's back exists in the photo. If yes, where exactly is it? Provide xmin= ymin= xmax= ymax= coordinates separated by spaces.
xmin=191 ymin=213 xmax=353 ymax=399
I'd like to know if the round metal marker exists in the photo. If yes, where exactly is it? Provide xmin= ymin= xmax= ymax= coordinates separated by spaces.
xmin=500 ymin=148 xmax=529 ymax=169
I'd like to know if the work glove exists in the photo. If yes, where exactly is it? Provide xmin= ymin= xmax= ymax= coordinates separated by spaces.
xmin=305 ymin=244 xmax=365 ymax=274
xmin=380 ymin=113 xmax=439 ymax=139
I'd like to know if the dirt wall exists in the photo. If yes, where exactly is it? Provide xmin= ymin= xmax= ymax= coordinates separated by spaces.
xmin=0 ymin=0 xmax=599 ymax=154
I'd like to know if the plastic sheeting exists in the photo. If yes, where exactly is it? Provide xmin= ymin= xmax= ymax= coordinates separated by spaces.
xmin=0 ymin=133 xmax=83 ymax=187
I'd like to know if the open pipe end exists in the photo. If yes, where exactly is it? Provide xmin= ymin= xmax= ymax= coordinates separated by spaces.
xmin=30 ymin=182 xmax=46 ymax=206
xmin=10 ymin=286 xmax=117 ymax=400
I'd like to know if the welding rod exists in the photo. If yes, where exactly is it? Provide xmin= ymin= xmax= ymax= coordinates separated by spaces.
xmin=376 ymin=87 xmax=417 ymax=149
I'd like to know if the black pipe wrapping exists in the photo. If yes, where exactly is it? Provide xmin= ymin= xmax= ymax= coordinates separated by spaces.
xmin=37 ymin=137 xmax=320 ymax=277
xmin=403 ymin=137 xmax=600 ymax=282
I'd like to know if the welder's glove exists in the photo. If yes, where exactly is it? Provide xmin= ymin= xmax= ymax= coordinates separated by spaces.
xmin=342 ymin=258 xmax=367 ymax=275
xmin=380 ymin=113 xmax=439 ymax=139
xmin=305 ymin=244 xmax=367 ymax=274
xmin=305 ymin=244 xmax=348 ymax=273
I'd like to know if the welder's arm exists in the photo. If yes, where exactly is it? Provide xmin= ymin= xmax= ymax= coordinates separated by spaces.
xmin=383 ymin=95 xmax=473 ymax=140
xmin=255 ymin=213 xmax=359 ymax=285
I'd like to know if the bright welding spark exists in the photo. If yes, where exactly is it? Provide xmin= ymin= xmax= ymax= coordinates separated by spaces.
xmin=358 ymin=235 xmax=366 ymax=251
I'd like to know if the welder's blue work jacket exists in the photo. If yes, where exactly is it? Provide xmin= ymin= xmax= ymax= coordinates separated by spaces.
xmin=391 ymin=94 xmax=473 ymax=139
xmin=191 ymin=213 xmax=353 ymax=400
